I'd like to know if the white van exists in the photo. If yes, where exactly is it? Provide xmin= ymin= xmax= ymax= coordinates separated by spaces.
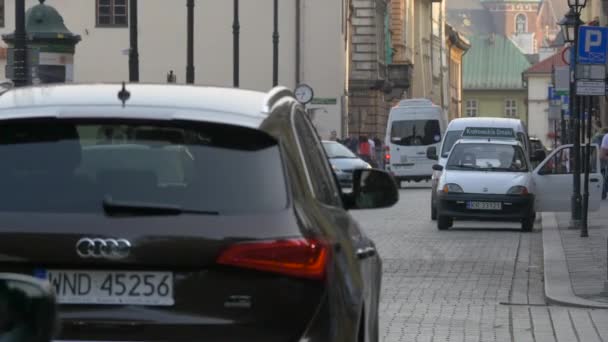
xmin=427 ymin=117 xmax=540 ymax=220
xmin=385 ymin=99 xmax=447 ymax=185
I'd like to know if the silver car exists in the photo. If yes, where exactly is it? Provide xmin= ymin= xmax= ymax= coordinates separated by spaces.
xmin=323 ymin=140 xmax=371 ymax=187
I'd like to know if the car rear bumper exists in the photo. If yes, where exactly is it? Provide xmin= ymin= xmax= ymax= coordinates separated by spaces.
xmin=437 ymin=193 xmax=534 ymax=221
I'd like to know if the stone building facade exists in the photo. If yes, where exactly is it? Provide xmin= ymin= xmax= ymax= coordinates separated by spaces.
xmin=347 ymin=0 xmax=392 ymax=139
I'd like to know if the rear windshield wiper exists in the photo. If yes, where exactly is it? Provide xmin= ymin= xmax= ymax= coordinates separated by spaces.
xmin=103 ymin=198 xmax=220 ymax=216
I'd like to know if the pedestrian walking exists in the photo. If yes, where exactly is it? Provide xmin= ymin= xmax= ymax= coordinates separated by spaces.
xmin=358 ymin=135 xmax=373 ymax=166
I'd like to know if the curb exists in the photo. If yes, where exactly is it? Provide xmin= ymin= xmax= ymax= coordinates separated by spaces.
xmin=542 ymin=212 xmax=608 ymax=309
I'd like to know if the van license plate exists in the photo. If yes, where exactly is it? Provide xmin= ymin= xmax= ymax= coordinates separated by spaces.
xmin=466 ymin=201 xmax=502 ymax=210
xmin=38 ymin=270 xmax=174 ymax=306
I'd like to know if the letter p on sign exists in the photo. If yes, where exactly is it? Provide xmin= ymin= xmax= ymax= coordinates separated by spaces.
xmin=578 ymin=26 xmax=608 ymax=64
xmin=585 ymin=30 xmax=602 ymax=52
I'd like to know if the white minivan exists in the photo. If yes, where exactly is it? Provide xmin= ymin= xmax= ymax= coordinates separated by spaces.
xmin=385 ymin=99 xmax=447 ymax=186
xmin=427 ymin=117 xmax=541 ymax=220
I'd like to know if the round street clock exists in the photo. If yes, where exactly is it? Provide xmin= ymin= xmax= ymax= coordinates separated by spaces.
xmin=294 ymin=84 xmax=314 ymax=105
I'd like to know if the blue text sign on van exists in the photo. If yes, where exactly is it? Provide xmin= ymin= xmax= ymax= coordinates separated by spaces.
xmin=577 ymin=26 xmax=608 ymax=65
xmin=462 ymin=127 xmax=515 ymax=139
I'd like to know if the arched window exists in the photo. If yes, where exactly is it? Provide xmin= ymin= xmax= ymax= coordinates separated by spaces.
xmin=515 ymin=14 xmax=527 ymax=34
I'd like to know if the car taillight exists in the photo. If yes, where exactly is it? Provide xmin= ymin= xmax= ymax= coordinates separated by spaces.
xmin=217 ymin=238 xmax=328 ymax=280
xmin=385 ymin=146 xmax=390 ymax=163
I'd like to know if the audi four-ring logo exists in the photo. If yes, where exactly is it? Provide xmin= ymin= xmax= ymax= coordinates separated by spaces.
xmin=76 ymin=238 xmax=132 ymax=259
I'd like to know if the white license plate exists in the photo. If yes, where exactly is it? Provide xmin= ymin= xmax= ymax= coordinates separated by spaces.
xmin=39 ymin=270 xmax=174 ymax=306
xmin=466 ymin=201 xmax=502 ymax=210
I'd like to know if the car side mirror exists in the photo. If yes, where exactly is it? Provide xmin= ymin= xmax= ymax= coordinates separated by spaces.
xmin=432 ymin=164 xmax=443 ymax=171
xmin=426 ymin=146 xmax=438 ymax=160
xmin=0 ymin=273 xmax=58 ymax=342
xmin=343 ymin=169 xmax=399 ymax=210
xmin=531 ymin=150 xmax=546 ymax=162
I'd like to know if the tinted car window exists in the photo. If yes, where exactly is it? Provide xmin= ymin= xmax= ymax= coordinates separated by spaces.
xmin=0 ymin=119 xmax=287 ymax=215
xmin=294 ymin=113 xmax=341 ymax=206
xmin=390 ymin=120 xmax=441 ymax=146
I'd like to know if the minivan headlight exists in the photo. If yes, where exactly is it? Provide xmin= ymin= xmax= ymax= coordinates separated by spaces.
xmin=507 ymin=186 xmax=529 ymax=195
xmin=442 ymin=183 xmax=464 ymax=193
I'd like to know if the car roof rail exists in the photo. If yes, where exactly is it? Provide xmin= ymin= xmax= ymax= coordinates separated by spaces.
xmin=262 ymin=86 xmax=294 ymax=113
xmin=0 ymin=79 xmax=14 ymax=96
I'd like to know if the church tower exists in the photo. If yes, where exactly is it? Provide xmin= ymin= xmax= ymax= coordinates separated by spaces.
xmin=480 ymin=0 xmax=542 ymax=53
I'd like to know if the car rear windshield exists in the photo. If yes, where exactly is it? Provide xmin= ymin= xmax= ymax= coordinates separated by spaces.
xmin=390 ymin=120 xmax=441 ymax=146
xmin=0 ymin=119 xmax=288 ymax=215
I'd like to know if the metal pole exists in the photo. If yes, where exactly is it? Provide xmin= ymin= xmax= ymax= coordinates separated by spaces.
xmin=13 ymin=0 xmax=27 ymax=87
xmin=561 ymin=110 xmax=567 ymax=145
xmin=233 ymin=0 xmax=239 ymax=87
xmin=582 ymin=96 xmax=592 ymax=237
xmin=272 ymin=0 xmax=279 ymax=87
xmin=129 ymin=0 xmax=139 ymax=82
xmin=295 ymin=0 xmax=301 ymax=85
xmin=186 ymin=0 xmax=195 ymax=84
xmin=571 ymin=21 xmax=582 ymax=228
xmin=554 ymin=120 xmax=558 ymax=149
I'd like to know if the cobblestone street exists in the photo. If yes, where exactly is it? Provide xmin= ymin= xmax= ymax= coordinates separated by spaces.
xmin=352 ymin=183 xmax=608 ymax=342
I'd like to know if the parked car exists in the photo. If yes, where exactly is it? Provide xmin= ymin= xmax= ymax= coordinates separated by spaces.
xmin=0 ymin=83 xmax=398 ymax=342
xmin=322 ymin=140 xmax=372 ymax=187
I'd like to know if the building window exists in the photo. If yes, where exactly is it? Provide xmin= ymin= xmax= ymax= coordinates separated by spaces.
xmin=96 ymin=0 xmax=128 ymax=27
xmin=465 ymin=99 xmax=478 ymax=117
xmin=515 ymin=14 xmax=527 ymax=34
xmin=505 ymin=99 xmax=518 ymax=117
xmin=0 ymin=0 xmax=5 ymax=28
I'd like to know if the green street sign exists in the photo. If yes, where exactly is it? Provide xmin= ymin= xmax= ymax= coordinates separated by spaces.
xmin=311 ymin=98 xmax=337 ymax=105
xmin=462 ymin=127 xmax=515 ymax=139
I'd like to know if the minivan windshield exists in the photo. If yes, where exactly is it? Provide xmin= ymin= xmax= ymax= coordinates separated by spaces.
xmin=446 ymin=143 xmax=529 ymax=172
xmin=390 ymin=120 xmax=441 ymax=146
xmin=440 ymin=130 xmax=463 ymax=157
xmin=0 ymin=119 xmax=288 ymax=215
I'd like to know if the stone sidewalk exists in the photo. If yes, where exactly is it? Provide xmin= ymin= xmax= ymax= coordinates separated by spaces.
xmin=543 ymin=201 xmax=608 ymax=307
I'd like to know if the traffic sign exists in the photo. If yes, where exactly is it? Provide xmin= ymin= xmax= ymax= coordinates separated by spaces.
xmin=554 ymin=66 xmax=570 ymax=95
xmin=577 ymin=26 xmax=608 ymax=65
xmin=576 ymin=80 xmax=606 ymax=96
xmin=561 ymin=46 xmax=570 ymax=65
xmin=462 ymin=127 xmax=515 ymax=138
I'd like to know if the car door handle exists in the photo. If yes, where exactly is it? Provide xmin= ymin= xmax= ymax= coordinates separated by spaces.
xmin=356 ymin=247 xmax=376 ymax=259
xmin=590 ymin=178 xmax=599 ymax=183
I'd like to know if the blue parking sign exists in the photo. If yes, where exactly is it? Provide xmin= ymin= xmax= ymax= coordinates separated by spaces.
xmin=577 ymin=26 xmax=608 ymax=64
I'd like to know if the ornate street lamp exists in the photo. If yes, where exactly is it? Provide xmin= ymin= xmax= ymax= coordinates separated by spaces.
xmin=568 ymin=0 xmax=587 ymax=14
xmin=558 ymin=0 xmax=586 ymax=232
xmin=558 ymin=8 xmax=582 ymax=43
